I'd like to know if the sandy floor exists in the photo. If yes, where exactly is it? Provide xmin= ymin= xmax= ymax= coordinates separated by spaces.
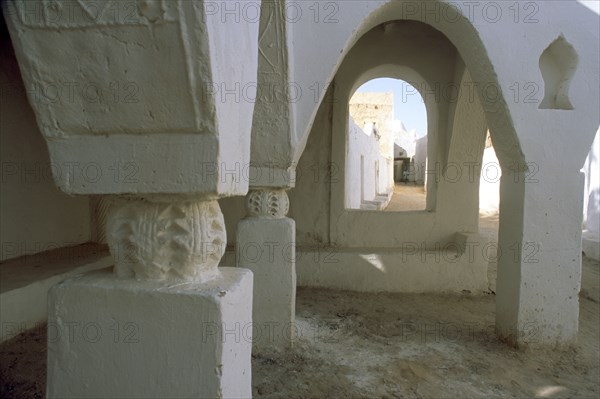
xmin=2 ymin=266 xmax=597 ymax=399
xmin=254 ymin=280 xmax=599 ymax=399
xmin=385 ymin=184 xmax=427 ymax=212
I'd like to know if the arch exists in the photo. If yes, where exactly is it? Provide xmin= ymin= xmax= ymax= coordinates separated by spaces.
xmin=294 ymin=1 xmax=525 ymax=173
xmin=330 ymin=21 xmax=458 ymax=238
xmin=289 ymin=5 xmax=544 ymax=344
xmin=289 ymin=8 xmax=530 ymax=342
xmin=347 ymin=64 xmax=439 ymax=211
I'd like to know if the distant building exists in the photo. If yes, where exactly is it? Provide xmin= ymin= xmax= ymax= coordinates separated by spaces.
xmin=349 ymin=92 xmax=394 ymax=158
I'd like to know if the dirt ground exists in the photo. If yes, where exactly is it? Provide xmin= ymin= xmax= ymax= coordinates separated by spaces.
xmin=385 ymin=184 xmax=427 ymax=212
xmin=2 ymin=258 xmax=598 ymax=399
xmin=1 ymin=210 xmax=599 ymax=398
xmin=253 ymin=275 xmax=599 ymax=398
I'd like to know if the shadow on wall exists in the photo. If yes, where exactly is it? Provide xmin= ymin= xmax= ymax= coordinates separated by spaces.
xmin=0 ymin=15 xmax=91 ymax=261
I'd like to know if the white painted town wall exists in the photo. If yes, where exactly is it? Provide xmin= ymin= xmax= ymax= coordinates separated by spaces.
xmin=414 ymin=136 xmax=428 ymax=185
xmin=346 ymin=118 xmax=393 ymax=209
xmin=379 ymin=155 xmax=394 ymax=197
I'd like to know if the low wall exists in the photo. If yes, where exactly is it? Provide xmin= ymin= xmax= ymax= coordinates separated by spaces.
xmin=296 ymin=233 xmax=491 ymax=294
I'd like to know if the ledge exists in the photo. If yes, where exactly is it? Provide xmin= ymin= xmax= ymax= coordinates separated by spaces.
xmin=0 ymin=243 xmax=113 ymax=342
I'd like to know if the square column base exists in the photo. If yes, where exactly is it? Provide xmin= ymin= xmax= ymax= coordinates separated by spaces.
xmin=237 ymin=217 xmax=296 ymax=351
xmin=46 ymin=267 xmax=253 ymax=399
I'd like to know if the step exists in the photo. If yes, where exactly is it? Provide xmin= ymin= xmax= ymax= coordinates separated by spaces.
xmin=0 ymin=243 xmax=113 ymax=342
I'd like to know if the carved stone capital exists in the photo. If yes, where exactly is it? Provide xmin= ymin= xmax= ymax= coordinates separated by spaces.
xmin=246 ymin=189 xmax=289 ymax=219
xmin=106 ymin=197 xmax=226 ymax=281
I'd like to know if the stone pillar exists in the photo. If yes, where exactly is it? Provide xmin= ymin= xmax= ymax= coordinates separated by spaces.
xmin=496 ymin=167 xmax=584 ymax=347
xmin=46 ymin=197 xmax=253 ymax=398
xmin=237 ymin=189 xmax=296 ymax=351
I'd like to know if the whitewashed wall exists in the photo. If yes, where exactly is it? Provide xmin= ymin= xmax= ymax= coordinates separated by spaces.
xmin=413 ymin=136 xmax=428 ymax=184
xmin=346 ymin=118 xmax=393 ymax=209
xmin=0 ymin=37 xmax=90 ymax=261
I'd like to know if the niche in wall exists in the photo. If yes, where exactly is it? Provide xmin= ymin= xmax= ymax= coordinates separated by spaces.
xmin=539 ymin=36 xmax=578 ymax=110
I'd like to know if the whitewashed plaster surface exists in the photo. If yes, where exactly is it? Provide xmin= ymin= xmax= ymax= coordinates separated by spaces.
xmin=4 ymin=0 xmax=260 ymax=197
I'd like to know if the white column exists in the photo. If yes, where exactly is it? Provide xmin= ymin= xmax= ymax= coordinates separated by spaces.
xmin=46 ymin=197 xmax=253 ymax=398
xmin=496 ymin=167 xmax=584 ymax=346
xmin=237 ymin=189 xmax=296 ymax=351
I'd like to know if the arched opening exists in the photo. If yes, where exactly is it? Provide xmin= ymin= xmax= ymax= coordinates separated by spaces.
xmin=289 ymin=5 xmax=529 ymax=346
xmin=347 ymin=78 xmax=428 ymax=212
xmin=478 ymin=131 xmax=501 ymax=292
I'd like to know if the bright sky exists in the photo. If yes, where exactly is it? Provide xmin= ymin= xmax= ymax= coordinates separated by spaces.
xmin=356 ymin=78 xmax=427 ymax=138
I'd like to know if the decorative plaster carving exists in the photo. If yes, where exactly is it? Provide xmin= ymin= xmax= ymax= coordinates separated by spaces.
xmin=91 ymin=195 xmax=113 ymax=244
xmin=246 ymin=189 xmax=289 ymax=218
xmin=107 ymin=197 xmax=226 ymax=281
